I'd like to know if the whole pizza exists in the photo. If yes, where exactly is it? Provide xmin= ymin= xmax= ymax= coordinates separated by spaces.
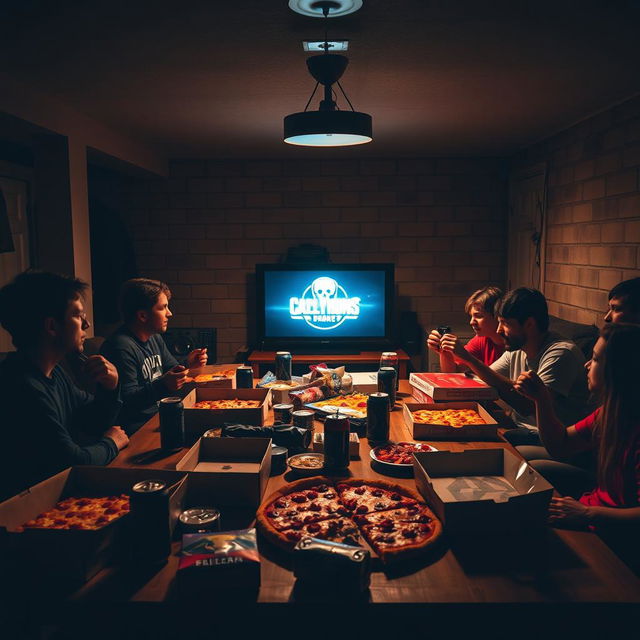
xmin=194 ymin=370 xmax=235 ymax=382
xmin=309 ymin=393 xmax=369 ymax=418
xmin=256 ymin=476 xmax=442 ymax=563
xmin=412 ymin=408 xmax=485 ymax=427
xmin=193 ymin=399 xmax=262 ymax=409
xmin=22 ymin=495 xmax=130 ymax=531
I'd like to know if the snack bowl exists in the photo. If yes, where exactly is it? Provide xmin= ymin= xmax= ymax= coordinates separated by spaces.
xmin=370 ymin=442 xmax=437 ymax=477
xmin=287 ymin=453 xmax=325 ymax=477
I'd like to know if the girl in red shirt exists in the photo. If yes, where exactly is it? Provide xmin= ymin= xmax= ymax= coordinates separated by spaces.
xmin=515 ymin=324 xmax=640 ymax=568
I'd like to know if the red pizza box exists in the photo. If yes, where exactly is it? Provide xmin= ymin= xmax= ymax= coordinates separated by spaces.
xmin=403 ymin=402 xmax=499 ymax=440
xmin=182 ymin=387 xmax=271 ymax=440
xmin=0 ymin=466 xmax=187 ymax=588
xmin=413 ymin=448 xmax=553 ymax=533
xmin=176 ymin=437 xmax=272 ymax=508
xmin=190 ymin=364 xmax=239 ymax=389
xmin=410 ymin=386 xmax=435 ymax=404
xmin=409 ymin=372 xmax=498 ymax=401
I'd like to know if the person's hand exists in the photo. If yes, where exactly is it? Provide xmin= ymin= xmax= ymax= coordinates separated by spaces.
xmin=514 ymin=370 xmax=548 ymax=402
xmin=440 ymin=333 xmax=468 ymax=361
xmin=187 ymin=348 xmax=208 ymax=368
xmin=105 ymin=426 xmax=129 ymax=450
xmin=162 ymin=364 xmax=189 ymax=392
xmin=83 ymin=355 xmax=119 ymax=391
xmin=548 ymin=496 xmax=592 ymax=528
xmin=427 ymin=329 xmax=443 ymax=353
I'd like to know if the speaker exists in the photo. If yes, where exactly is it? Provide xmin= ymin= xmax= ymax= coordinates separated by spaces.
xmin=162 ymin=328 xmax=217 ymax=364
xmin=398 ymin=311 xmax=422 ymax=356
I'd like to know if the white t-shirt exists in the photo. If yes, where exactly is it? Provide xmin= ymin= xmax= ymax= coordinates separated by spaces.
xmin=490 ymin=332 xmax=590 ymax=431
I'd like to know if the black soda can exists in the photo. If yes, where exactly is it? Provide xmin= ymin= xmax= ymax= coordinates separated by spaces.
xmin=377 ymin=367 xmax=397 ymax=408
xmin=366 ymin=392 xmax=390 ymax=444
xmin=292 ymin=409 xmax=315 ymax=431
xmin=380 ymin=351 xmax=399 ymax=390
xmin=129 ymin=480 xmax=171 ymax=564
xmin=273 ymin=403 xmax=294 ymax=424
xmin=275 ymin=351 xmax=292 ymax=381
xmin=323 ymin=412 xmax=350 ymax=470
xmin=235 ymin=365 xmax=254 ymax=389
xmin=159 ymin=397 xmax=184 ymax=449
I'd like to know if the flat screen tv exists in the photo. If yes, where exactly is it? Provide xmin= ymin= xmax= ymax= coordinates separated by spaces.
xmin=255 ymin=263 xmax=395 ymax=353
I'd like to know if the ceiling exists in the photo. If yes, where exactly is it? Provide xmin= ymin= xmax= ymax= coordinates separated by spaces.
xmin=2 ymin=0 xmax=640 ymax=160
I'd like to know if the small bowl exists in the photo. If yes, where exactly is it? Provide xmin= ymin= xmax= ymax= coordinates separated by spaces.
xmin=287 ymin=453 xmax=325 ymax=477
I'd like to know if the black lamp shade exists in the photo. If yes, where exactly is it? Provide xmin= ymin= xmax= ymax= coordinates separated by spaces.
xmin=284 ymin=110 xmax=372 ymax=147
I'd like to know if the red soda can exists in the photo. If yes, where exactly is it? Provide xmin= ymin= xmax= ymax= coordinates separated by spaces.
xmin=380 ymin=352 xmax=399 ymax=389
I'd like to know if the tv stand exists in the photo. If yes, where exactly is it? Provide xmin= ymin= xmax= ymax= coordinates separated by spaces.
xmin=292 ymin=347 xmax=361 ymax=355
xmin=246 ymin=349 xmax=410 ymax=379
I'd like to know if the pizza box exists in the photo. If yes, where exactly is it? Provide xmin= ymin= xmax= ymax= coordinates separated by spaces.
xmin=312 ymin=431 xmax=361 ymax=458
xmin=409 ymin=372 xmax=498 ymax=401
xmin=403 ymin=402 xmax=499 ymax=440
xmin=349 ymin=371 xmax=379 ymax=394
xmin=191 ymin=364 xmax=240 ymax=388
xmin=0 ymin=466 xmax=188 ymax=587
xmin=176 ymin=437 xmax=272 ymax=508
xmin=413 ymin=448 xmax=553 ymax=533
xmin=182 ymin=387 xmax=271 ymax=439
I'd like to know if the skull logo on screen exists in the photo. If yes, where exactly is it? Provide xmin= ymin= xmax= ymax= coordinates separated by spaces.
xmin=311 ymin=277 xmax=338 ymax=301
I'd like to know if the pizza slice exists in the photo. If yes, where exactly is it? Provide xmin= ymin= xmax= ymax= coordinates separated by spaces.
xmin=335 ymin=479 xmax=418 ymax=515
xmin=358 ymin=519 xmax=441 ymax=562
xmin=352 ymin=503 xmax=435 ymax=527
xmin=279 ymin=516 xmax=361 ymax=548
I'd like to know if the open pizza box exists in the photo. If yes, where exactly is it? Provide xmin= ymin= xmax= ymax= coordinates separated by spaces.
xmin=403 ymin=401 xmax=499 ymax=440
xmin=182 ymin=387 xmax=271 ymax=440
xmin=176 ymin=437 xmax=272 ymax=508
xmin=0 ymin=466 xmax=188 ymax=587
xmin=413 ymin=448 xmax=553 ymax=533
xmin=190 ymin=364 xmax=240 ymax=389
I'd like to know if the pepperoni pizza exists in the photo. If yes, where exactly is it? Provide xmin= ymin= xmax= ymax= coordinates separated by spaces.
xmin=256 ymin=477 xmax=442 ymax=563
xmin=411 ymin=408 xmax=485 ymax=427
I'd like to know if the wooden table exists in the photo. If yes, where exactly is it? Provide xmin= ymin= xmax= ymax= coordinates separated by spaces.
xmin=9 ymin=371 xmax=635 ymax=637
xmin=89 ymin=375 xmax=640 ymax=609
xmin=246 ymin=349 xmax=411 ymax=379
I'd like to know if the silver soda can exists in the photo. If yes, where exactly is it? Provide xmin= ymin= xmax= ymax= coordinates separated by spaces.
xmin=179 ymin=508 xmax=221 ymax=534
xmin=292 ymin=409 xmax=315 ymax=430
xmin=159 ymin=397 xmax=184 ymax=450
xmin=366 ymin=392 xmax=390 ymax=444
xmin=275 ymin=351 xmax=292 ymax=381
xmin=377 ymin=367 xmax=397 ymax=408
xmin=273 ymin=403 xmax=294 ymax=424
xmin=235 ymin=366 xmax=254 ymax=389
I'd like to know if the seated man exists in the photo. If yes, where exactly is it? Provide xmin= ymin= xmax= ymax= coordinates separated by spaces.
xmin=428 ymin=286 xmax=505 ymax=372
xmin=604 ymin=277 xmax=640 ymax=324
xmin=101 ymin=278 xmax=207 ymax=434
xmin=0 ymin=271 xmax=129 ymax=501
xmin=432 ymin=287 xmax=590 ymax=446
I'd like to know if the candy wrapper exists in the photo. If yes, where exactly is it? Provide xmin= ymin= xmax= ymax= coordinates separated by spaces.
xmin=289 ymin=383 xmax=326 ymax=410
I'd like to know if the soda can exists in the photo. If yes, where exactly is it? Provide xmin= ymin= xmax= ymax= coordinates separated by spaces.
xmin=129 ymin=480 xmax=170 ymax=564
xmin=273 ymin=403 xmax=294 ymax=424
xmin=235 ymin=365 xmax=254 ymax=389
xmin=380 ymin=351 xmax=399 ymax=390
xmin=323 ymin=412 xmax=350 ymax=470
xmin=159 ymin=397 xmax=184 ymax=449
xmin=377 ymin=367 xmax=397 ymax=408
xmin=366 ymin=392 xmax=390 ymax=444
xmin=275 ymin=351 xmax=292 ymax=381
xmin=179 ymin=508 xmax=221 ymax=534
xmin=292 ymin=409 xmax=315 ymax=431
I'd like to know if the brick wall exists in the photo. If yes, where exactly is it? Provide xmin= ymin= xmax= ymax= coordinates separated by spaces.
xmin=513 ymin=95 xmax=640 ymax=326
xmin=120 ymin=158 xmax=507 ymax=362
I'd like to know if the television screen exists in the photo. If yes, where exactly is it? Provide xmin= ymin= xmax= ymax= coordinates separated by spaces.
xmin=256 ymin=264 xmax=394 ymax=349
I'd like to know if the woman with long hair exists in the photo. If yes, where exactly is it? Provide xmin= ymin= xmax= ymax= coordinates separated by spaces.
xmin=515 ymin=323 xmax=640 ymax=569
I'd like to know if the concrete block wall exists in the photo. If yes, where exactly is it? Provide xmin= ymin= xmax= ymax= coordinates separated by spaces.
xmin=120 ymin=158 xmax=507 ymax=361
xmin=514 ymin=95 xmax=640 ymax=326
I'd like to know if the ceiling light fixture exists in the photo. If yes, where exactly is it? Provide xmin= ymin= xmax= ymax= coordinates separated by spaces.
xmin=284 ymin=0 xmax=372 ymax=147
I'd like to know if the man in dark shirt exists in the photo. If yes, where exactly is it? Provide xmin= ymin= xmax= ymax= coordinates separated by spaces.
xmin=101 ymin=278 xmax=207 ymax=434
xmin=604 ymin=277 xmax=640 ymax=324
xmin=0 ymin=271 xmax=129 ymax=501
